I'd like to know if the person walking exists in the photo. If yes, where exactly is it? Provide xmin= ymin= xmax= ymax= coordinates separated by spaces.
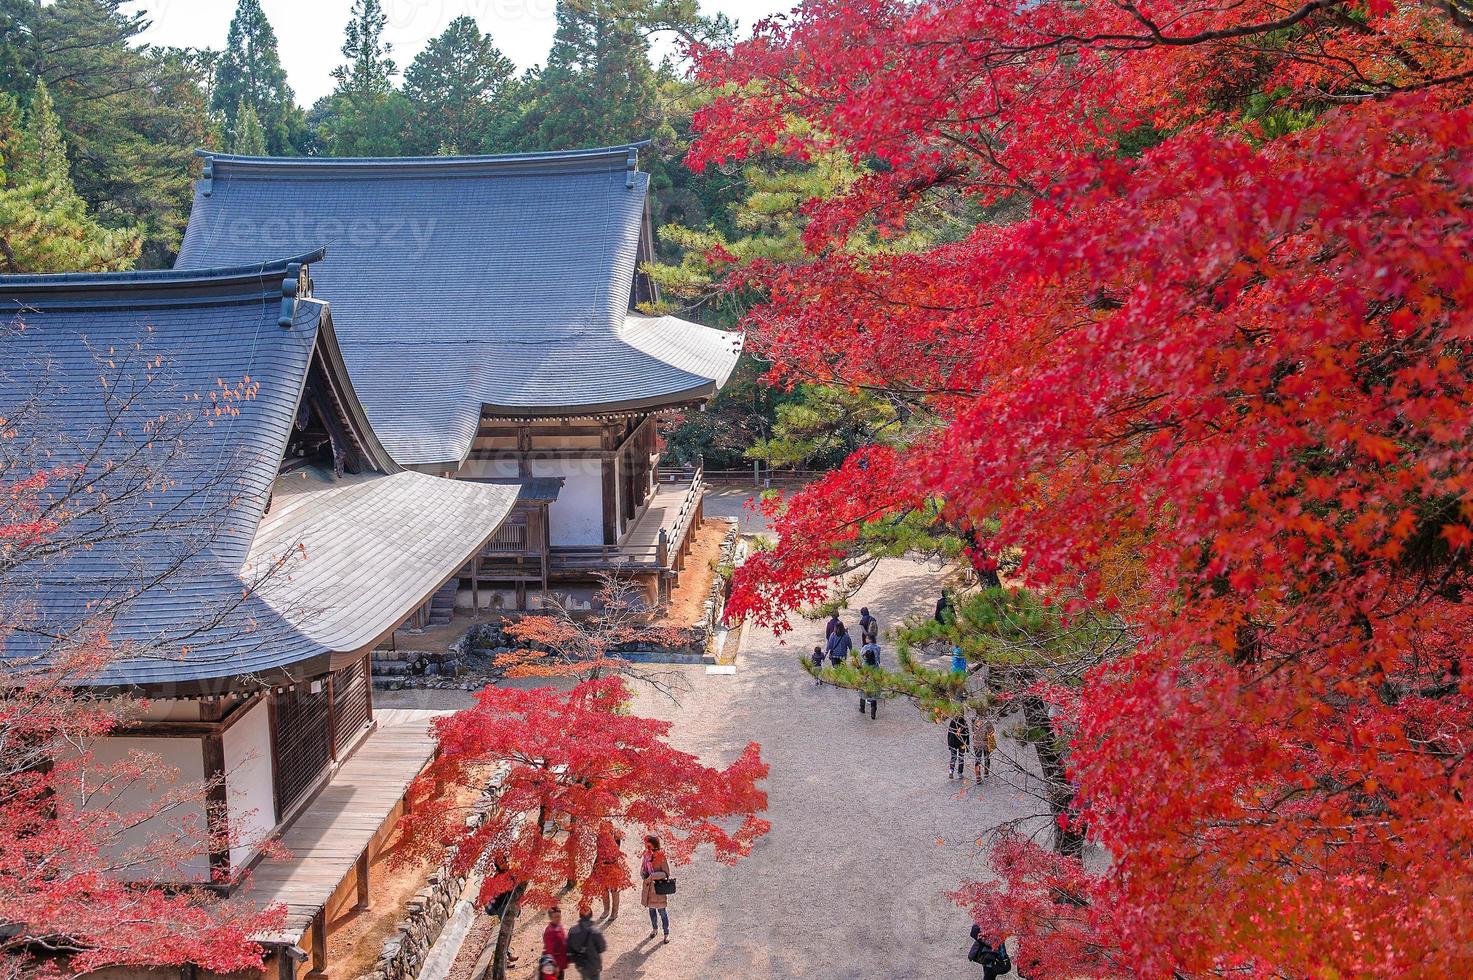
xmin=811 ymin=644 xmax=826 ymax=685
xmin=947 ymin=714 xmax=971 ymax=779
xmin=859 ymin=639 xmax=881 ymax=719
xmin=566 ymin=904 xmax=607 ymax=980
xmin=640 ymin=834 xmax=672 ymax=943
xmin=594 ymin=827 xmax=630 ymax=922
xmin=973 ymin=719 xmax=997 ymax=783
xmin=826 ymin=623 xmax=854 ymax=668
xmin=935 ymin=590 xmax=953 ymax=625
xmin=542 ymin=907 xmax=569 ymax=979
xmin=859 ymin=606 xmax=879 ymax=644
xmin=825 ymin=611 xmax=843 ymax=640
xmin=968 ymin=924 xmax=1013 ymax=979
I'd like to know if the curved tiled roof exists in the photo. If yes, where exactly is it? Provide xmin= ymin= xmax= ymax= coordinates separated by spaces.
xmin=175 ymin=146 xmax=742 ymax=467
xmin=1 ymin=259 xmax=517 ymax=689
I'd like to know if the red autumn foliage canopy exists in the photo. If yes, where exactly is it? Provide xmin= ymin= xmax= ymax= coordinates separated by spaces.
xmin=692 ymin=0 xmax=1473 ymax=974
xmin=399 ymin=678 xmax=769 ymax=912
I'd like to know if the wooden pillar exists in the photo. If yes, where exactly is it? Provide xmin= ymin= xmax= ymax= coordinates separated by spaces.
xmin=201 ymin=697 xmax=231 ymax=884
xmin=471 ymin=556 xmax=480 ymax=613
xmin=309 ymin=908 xmax=327 ymax=976
xmin=657 ymin=528 xmax=669 ymax=570
xmin=601 ymin=452 xmax=618 ymax=547
xmin=362 ymin=653 xmax=374 ymax=725
xmin=325 ymin=672 xmax=339 ymax=762
xmin=355 ymin=850 xmax=371 ymax=912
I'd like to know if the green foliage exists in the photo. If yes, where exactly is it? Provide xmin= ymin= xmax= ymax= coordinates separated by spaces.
xmin=0 ymin=85 xmax=140 ymax=273
xmin=211 ymin=0 xmax=304 ymax=155
xmin=508 ymin=0 xmax=675 ymax=156
xmin=230 ymin=101 xmax=267 ymax=156
xmin=401 ymin=16 xmax=517 ymax=155
xmin=4 ymin=0 xmax=215 ymax=266
xmin=332 ymin=0 xmax=397 ymax=98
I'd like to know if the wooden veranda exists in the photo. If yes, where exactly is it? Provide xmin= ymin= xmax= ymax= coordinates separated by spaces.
xmin=239 ymin=711 xmax=444 ymax=979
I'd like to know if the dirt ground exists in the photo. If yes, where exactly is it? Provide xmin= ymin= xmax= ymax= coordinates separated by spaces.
xmin=324 ymin=828 xmax=434 ymax=979
xmin=385 ymin=557 xmax=1045 ymax=979
xmin=655 ymin=518 xmax=734 ymax=627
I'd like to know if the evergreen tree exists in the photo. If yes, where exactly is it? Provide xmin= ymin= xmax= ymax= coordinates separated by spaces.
xmin=332 ymin=0 xmax=396 ymax=98
xmin=231 ymin=101 xmax=267 ymax=156
xmin=510 ymin=0 xmax=673 ymax=154
xmin=20 ymin=80 xmax=67 ymax=183
xmin=14 ymin=0 xmax=214 ymax=266
xmin=316 ymin=0 xmax=407 ymax=156
xmin=402 ymin=16 xmax=515 ymax=155
xmin=211 ymin=0 xmax=304 ymax=155
xmin=0 ymin=86 xmax=140 ymax=273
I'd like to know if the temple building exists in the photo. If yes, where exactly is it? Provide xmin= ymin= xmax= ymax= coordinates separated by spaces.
xmin=175 ymin=145 xmax=742 ymax=608
xmin=0 ymin=254 xmax=520 ymax=976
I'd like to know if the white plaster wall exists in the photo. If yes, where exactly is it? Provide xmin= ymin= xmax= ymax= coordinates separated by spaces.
xmin=223 ymin=700 xmax=275 ymax=871
xmin=85 ymin=735 xmax=209 ymax=883
xmin=458 ymin=458 xmax=520 ymax=480
xmin=533 ymin=459 xmax=604 ymax=545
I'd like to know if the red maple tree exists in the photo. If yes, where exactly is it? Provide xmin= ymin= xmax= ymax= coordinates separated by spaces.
xmin=0 ymin=469 xmax=282 ymax=976
xmin=399 ymin=678 xmax=769 ymax=978
xmin=690 ymin=0 xmax=1473 ymax=974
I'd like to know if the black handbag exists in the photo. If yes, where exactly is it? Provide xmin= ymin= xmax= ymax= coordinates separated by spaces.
xmin=653 ymin=876 xmax=677 ymax=896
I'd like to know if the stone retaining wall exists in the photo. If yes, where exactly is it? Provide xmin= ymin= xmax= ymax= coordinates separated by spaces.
xmin=363 ymin=801 xmax=491 ymax=980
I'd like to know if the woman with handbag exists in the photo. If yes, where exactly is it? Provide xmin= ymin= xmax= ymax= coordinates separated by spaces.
xmin=639 ymin=834 xmax=673 ymax=943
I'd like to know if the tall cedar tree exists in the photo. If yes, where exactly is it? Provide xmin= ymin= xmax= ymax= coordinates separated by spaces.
xmin=399 ymin=678 xmax=768 ymax=980
xmin=514 ymin=1 xmax=672 ymax=155
xmin=694 ymin=0 xmax=1473 ymax=974
xmin=0 ymin=83 xmax=139 ymax=273
xmin=230 ymin=102 xmax=267 ymax=156
xmin=211 ymin=0 xmax=303 ymax=156
xmin=12 ymin=0 xmax=213 ymax=266
xmin=317 ymin=0 xmax=408 ymax=156
xmin=401 ymin=16 xmax=516 ymax=155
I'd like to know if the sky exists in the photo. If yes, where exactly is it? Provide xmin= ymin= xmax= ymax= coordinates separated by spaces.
xmin=131 ymin=0 xmax=794 ymax=107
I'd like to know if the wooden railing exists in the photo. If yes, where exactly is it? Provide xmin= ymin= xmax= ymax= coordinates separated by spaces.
xmin=656 ymin=463 xmax=703 ymax=572
xmin=701 ymin=464 xmax=815 ymax=488
xmin=548 ymin=465 xmax=705 ymax=575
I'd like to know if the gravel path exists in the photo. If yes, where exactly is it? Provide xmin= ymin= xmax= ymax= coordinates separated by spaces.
xmin=382 ymin=558 xmax=1037 ymax=979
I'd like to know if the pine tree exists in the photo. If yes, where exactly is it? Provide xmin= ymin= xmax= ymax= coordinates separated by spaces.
xmin=211 ymin=0 xmax=304 ymax=155
xmin=331 ymin=0 xmax=396 ymax=98
xmin=16 ymin=0 xmax=213 ymax=265
xmin=0 ymin=85 xmax=140 ymax=273
xmin=511 ymin=0 xmax=672 ymax=153
xmin=315 ymin=0 xmax=407 ymax=156
xmin=19 ymin=79 xmax=67 ymax=183
xmin=402 ymin=16 xmax=515 ymax=154
xmin=230 ymin=100 xmax=267 ymax=155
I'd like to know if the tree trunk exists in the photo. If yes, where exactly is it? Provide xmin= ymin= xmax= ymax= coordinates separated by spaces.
xmin=1020 ymin=695 xmax=1087 ymax=858
xmin=488 ymin=882 xmax=526 ymax=980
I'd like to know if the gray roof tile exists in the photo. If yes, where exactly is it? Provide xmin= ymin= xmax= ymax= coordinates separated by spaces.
xmin=175 ymin=146 xmax=742 ymax=466
xmin=1 ymin=259 xmax=517 ymax=688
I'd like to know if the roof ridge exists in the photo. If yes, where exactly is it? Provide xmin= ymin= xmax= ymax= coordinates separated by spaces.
xmin=1 ymin=250 xmax=327 ymax=319
xmin=197 ymin=143 xmax=653 ymax=182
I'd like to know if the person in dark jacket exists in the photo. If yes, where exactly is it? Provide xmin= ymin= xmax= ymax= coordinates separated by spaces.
xmin=947 ymin=714 xmax=971 ymax=779
xmin=858 ymin=640 xmax=882 ymax=719
xmin=859 ymin=607 xmax=879 ymax=644
xmin=826 ymin=623 xmax=854 ymax=668
xmin=566 ymin=905 xmax=607 ymax=979
xmin=935 ymin=591 xmax=953 ymax=625
xmin=825 ymin=612 xmax=843 ymax=639
xmin=969 ymin=924 xmax=1012 ymax=979
xmin=811 ymin=645 xmax=826 ymax=685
